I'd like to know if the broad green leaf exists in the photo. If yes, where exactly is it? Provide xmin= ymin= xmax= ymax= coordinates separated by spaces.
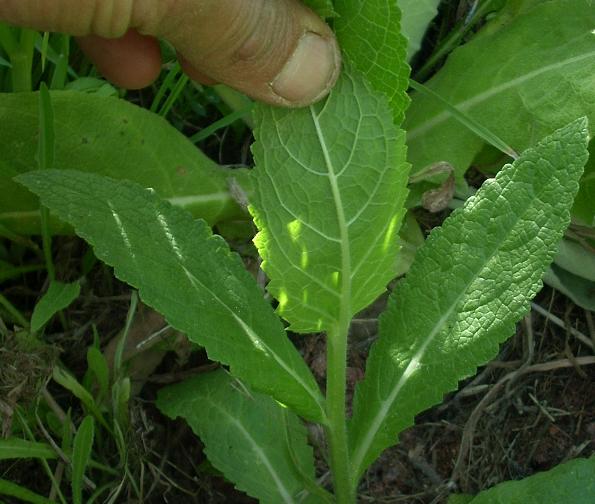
xmin=71 ymin=416 xmax=95 ymax=504
xmin=406 ymin=0 xmax=595 ymax=177
xmin=0 ymin=479 xmax=54 ymax=504
xmin=464 ymin=456 xmax=595 ymax=503
xmin=0 ymin=91 xmax=251 ymax=234
xmin=349 ymin=119 xmax=590 ymax=478
xmin=0 ymin=439 xmax=57 ymax=460
xmin=553 ymin=239 xmax=595 ymax=282
xmin=544 ymin=265 xmax=595 ymax=312
xmin=398 ymin=0 xmax=441 ymax=59
xmin=157 ymin=370 xmax=317 ymax=504
xmin=334 ymin=0 xmax=410 ymax=125
xmin=18 ymin=171 xmax=325 ymax=422
xmin=303 ymin=0 xmax=336 ymax=17
xmin=251 ymin=69 xmax=409 ymax=333
xmin=30 ymin=280 xmax=80 ymax=332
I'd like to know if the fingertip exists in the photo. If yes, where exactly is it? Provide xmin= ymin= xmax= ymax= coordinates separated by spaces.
xmin=160 ymin=0 xmax=341 ymax=108
xmin=270 ymin=31 xmax=341 ymax=107
xmin=77 ymin=30 xmax=162 ymax=90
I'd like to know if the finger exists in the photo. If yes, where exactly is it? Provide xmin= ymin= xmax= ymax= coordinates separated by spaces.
xmin=77 ymin=30 xmax=162 ymax=89
xmin=147 ymin=0 xmax=341 ymax=107
xmin=0 ymin=0 xmax=151 ymax=38
xmin=0 ymin=0 xmax=341 ymax=107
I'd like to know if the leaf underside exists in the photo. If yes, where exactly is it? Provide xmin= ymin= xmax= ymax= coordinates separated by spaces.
xmin=349 ymin=118 xmax=590 ymax=478
xmin=157 ymin=370 xmax=316 ymax=504
xmin=17 ymin=170 xmax=325 ymax=423
xmin=251 ymin=68 xmax=410 ymax=333
xmin=334 ymin=0 xmax=411 ymax=126
xmin=398 ymin=0 xmax=441 ymax=59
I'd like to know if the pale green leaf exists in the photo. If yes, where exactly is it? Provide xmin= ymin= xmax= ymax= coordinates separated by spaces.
xmin=398 ymin=0 xmax=441 ymax=59
xmin=251 ymin=69 xmax=409 ymax=333
xmin=18 ymin=170 xmax=325 ymax=422
xmin=0 ymin=439 xmax=57 ymax=460
xmin=406 ymin=0 xmax=595 ymax=177
xmin=157 ymin=370 xmax=316 ymax=504
xmin=553 ymin=239 xmax=595 ymax=282
xmin=349 ymin=119 xmax=590 ymax=478
xmin=543 ymin=265 xmax=595 ymax=312
xmin=0 ymin=479 xmax=54 ymax=504
xmin=71 ymin=416 xmax=95 ymax=504
xmin=464 ymin=456 xmax=595 ymax=503
xmin=0 ymin=91 xmax=250 ymax=234
xmin=334 ymin=0 xmax=410 ymax=125
xmin=30 ymin=280 xmax=80 ymax=332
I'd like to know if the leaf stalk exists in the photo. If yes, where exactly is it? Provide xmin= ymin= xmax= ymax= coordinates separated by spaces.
xmin=325 ymin=323 xmax=355 ymax=503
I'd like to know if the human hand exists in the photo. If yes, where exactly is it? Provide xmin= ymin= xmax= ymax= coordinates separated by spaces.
xmin=0 ymin=0 xmax=341 ymax=107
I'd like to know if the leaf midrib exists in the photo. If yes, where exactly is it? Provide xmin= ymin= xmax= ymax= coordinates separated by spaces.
xmin=309 ymin=106 xmax=352 ymax=328
xmin=179 ymin=263 xmax=326 ymax=421
xmin=206 ymin=398 xmax=297 ymax=503
xmin=408 ymin=49 xmax=595 ymax=140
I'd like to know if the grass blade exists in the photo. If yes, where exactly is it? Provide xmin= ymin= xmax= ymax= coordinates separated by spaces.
xmin=0 ymin=479 xmax=54 ymax=504
xmin=71 ymin=416 xmax=95 ymax=504
xmin=0 ymin=439 xmax=57 ymax=460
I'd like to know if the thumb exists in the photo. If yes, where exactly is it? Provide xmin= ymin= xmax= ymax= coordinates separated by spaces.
xmin=147 ymin=0 xmax=341 ymax=107
xmin=0 ymin=0 xmax=341 ymax=107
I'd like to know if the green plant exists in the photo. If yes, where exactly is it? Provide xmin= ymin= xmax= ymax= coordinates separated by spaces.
xmin=3 ymin=1 xmax=595 ymax=502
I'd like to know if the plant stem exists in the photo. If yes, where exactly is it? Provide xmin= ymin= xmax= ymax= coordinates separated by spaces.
xmin=326 ymin=323 xmax=354 ymax=503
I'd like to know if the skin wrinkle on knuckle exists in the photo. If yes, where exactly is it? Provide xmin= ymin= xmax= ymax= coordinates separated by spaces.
xmin=0 ymin=0 xmax=136 ymax=37
xmin=175 ymin=0 xmax=298 ymax=83
xmin=130 ymin=0 xmax=175 ymax=35
xmin=230 ymin=2 xmax=292 ymax=72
